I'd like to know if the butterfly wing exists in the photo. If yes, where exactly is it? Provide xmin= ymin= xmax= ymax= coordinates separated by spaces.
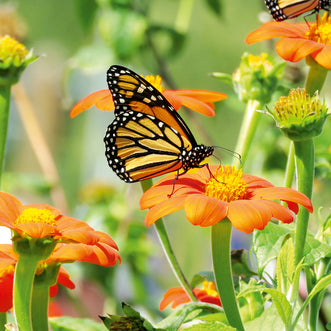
xmin=104 ymin=110 xmax=192 ymax=182
xmin=107 ymin=65 xmax=197 ymax=145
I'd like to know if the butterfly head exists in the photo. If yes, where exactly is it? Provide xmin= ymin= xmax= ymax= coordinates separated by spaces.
xmin=181 ymin=145 xmax=214 ymax=172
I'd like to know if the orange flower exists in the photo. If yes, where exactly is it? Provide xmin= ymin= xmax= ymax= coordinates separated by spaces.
xmin=246 ymin=13 xmax=331 ymax=70
xmin=0 ymin=192 xmax=115 ymax=247
xmin=0 ymin=244 xmax=75 ymax=312
xmin=160 ymin=281 xmax=222 ymax=310
xmin=70 ymin=74 xmax=227 ymax=118
xmin=140 ymin=165 xmax=313 ymax=233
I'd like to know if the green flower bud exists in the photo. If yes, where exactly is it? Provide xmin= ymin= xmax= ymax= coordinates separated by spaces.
xmin=232 ymin=52 xmax=285 ymax=104
xmin=271 ymin=88 xmax=328 ymax=141
xmin=0 ymin=35 xmax=38 ymax=86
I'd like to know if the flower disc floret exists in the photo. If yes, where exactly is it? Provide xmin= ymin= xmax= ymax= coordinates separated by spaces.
xmin=16 ymin=208 xmax=56 ymax=226
xmin=0 ymin=35 xmax=27 ymax=66
xmin=205 ymin=166 xmax=247 ymax=202
xmin=143 ymin=74 xmax=165 ymax=93
xmin=305 ymin=13 xmax=331 ymax=44
xmin=272 ymin=88 xmax=328 ymax=140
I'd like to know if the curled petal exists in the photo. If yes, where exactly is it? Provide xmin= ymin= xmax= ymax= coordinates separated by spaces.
xmin=245 ymin=21 xmax=308 ymax=44
xmin=14 ymin=223 xmax=59 ymax=238
xmin=185 ymin=195 xmax=227 ymax=227
xmin=0 ymin=192 xmax=22 ymax=226
xmin=250 ymin=187 xmax=313 ymax=213
xmin=70 ymin=89 xmax=114 ymax=118
xmin=313 ymin=44 xmax=331 ymax=70
xmin=160 ymin=287 xmax=190 ymax=310
xmin=276 ymin=38 xmax=324 ymax=62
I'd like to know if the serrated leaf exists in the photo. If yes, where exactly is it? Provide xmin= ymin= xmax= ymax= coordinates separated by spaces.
xmin=303 ymin=232 xmax=331 ymax=265
xmin=263 ymin=289 xmax=292 ymax=325
xmin=49 ymin=317 xmax=105 ymax=331
xmin=156 ymin=302 xmax=223 ymax=331
xmin=276 ymin=238 xmax=295 ymax=295
xmin=253 ymin=223 xmax=291 ymax=275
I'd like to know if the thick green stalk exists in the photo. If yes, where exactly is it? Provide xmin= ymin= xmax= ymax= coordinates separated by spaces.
xmin=293 ymin=139 xmax=314 ymax=265
xmin=305 ymin=57 xmax=328 ymax=96
xmin=0 ymin=85 xmax=11 ymax=185
xmin=0 ymin=313 xmax=6 ymax=331
xmin=233 ymin=99 xmax=261 ymax=169
xmin=13 ymin=255 xmax=40 ymax=331
xmin=212 ymin=219 xmax=244 ymax=330
xmin=283 ymin=142 xmax=295 ymax=188
xmin=31 ymin=282 xmax=50 ymax=331
xmin=140 ymin=180 xmax=197 ymax=301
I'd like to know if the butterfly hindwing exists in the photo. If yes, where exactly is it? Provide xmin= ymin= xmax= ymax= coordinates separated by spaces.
xmin=105 ymin=109 xmax=191 ymax=182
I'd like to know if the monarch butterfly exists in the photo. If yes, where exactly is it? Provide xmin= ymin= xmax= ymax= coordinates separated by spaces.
xmin=265 ymin=0 xmax=330 ymax=21
xmin=104 ymin=65 xmax=214 ymax=183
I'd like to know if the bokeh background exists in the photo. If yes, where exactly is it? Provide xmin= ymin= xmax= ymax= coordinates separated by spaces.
xmin=1 ymin=0 xmax=330 ymax=322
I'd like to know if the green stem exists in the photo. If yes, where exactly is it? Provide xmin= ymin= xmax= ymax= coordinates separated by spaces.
xmin=212 ymin=219 xmax=244 ymax=331
xmin=0 ymin=313 xmax=6 ymax=331
xmin=293 ymin=139 xmax=315 ymax=329
xmin=0 ymin=84 xmax=11 ymax=185
xmin=305 ymin=56 xmax=328 ymax=96
xmin=31 ymin=282 xmax=50 ymax=331
xmin=283 ymin=141 xmax=295 ymax=188
xmin=140 ymin=180 xmax=197 ymax=301
xmin=233 ymin=99 xmax=261 ymax=169
xmin=13 ymin=255 xmax=40 ymax=331
xmin=293 ymin=139 xmax=314 ymax=265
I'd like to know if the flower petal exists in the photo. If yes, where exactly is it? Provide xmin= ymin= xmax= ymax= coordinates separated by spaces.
xmin=313 ymin=44 xmax=331 ymax=70
xmin=70 ymin=89 xmax=114 ymax=118
xmin=0 ymin=192 xmax=22 ymax=227
xmin=227 ymin=200 xmax=273 ymax=233
xmin=174 ymin=95 xmax=216 ymax=116
xmin=276 ymin=38 xmax=324 ymax=62
xmin=185 ymin=195 xmax=227 ymax=227
xmin=250 ymin=187 xmax=313 ymax=213
xmin=160 ymin=287 xmax=191 ymax=310
xmin=245 ymin=21 xmax=308 ymax=44
xmin=144 ymin=196 xmax=186 ymax=226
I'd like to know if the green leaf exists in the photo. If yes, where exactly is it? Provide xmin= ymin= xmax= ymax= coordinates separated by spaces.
xmin=49 ymin=317 xmax=105 ymax=331
xmin=253 ymin=223 xmax=291 ymax=275
xmin=156 ymin=302 xmax=223 ymax=331
xmin=210 ymin=72 xmax=233 ymax=86
xmin=276 ymin=237 xmax=295 ymax=295
xmin=303 ymin=232 xmax=331 ymax=266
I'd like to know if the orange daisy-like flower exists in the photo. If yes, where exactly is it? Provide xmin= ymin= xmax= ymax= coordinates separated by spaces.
xmin=160 ymin=281 xmax=222 ymax=310
xmin=0 ymin=244 xmax=75 ymax=312
xmin=0 ymin=192 xmax=120 ymax=265
xmin=140 ymin=165 xmax=313 ymax=234
xmin=70 ymin=74 xmax=227 ymax=118
xmin=246 ymin=13 xmax=331 ymax=70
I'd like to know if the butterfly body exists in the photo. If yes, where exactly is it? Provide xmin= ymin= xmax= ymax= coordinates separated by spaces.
xmin=104 ymin=65 xmax=214 ymax=182
xmin=265 ymin=0 xmax=330 ymax=21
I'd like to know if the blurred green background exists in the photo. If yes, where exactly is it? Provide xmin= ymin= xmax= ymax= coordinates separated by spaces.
xmin=1 ymin=0 xmax=330 ymax=322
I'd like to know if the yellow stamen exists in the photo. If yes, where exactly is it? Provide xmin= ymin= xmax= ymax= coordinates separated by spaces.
xmin=0 ymin=35 xmax=27 ymax=62
xmin=142 ymin=74 xmax=165 ymax=93
xmin=0 ymin=264 xmax=15 ymax=278
xmin=202 ymin=281 xmax=218 ymax=297
xmin=16 ymin=208 xmax=56 ymax=226
xmin=306 ymin=13 xmax=331 ymax=44
xmin=205 ymin=166 xmax=247 ymax=202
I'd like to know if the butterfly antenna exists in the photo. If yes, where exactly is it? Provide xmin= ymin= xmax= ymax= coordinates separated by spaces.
xmin=213 ymin=146 xmax=242 ymax=165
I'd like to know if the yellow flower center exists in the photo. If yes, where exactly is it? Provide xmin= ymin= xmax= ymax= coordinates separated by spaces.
xmin=202 ymin=281 xmax=218 ymax=297
xmin=274 ymin=88 xmax=325 ymax=121
xmin=247 ymin=52 xmax=273 ymax=71
xmin=0 ymin=35 xmax=27 ymax=61
xmin=205 ymin=166 xmax=247 ymax=202
xmin=305 ymin=13 xmax=331 ymax=44
xmin=142 ymin=74 xmax=165 ymax=93
xmin=16 ymin=208 xmax=56 ymax=226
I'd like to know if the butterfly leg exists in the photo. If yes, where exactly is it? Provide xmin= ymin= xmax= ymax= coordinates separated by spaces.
xmin=167 ymin=171 xmax=180 ymax=198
